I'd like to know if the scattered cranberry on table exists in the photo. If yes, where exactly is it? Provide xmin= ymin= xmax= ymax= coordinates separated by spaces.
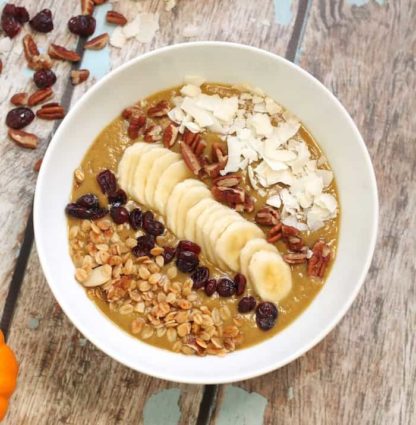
xmin=68 ymin=15 xmax=96 ymax=37
xmin=6 ymin=107 xmax=35 ymax=129
xmin=33 ymin=69 xmax=57 ymax=89
xmin=1 ymin=4 xmax=29 ymax=38
xmin=29 ymin=9 xmax=53 ymax=33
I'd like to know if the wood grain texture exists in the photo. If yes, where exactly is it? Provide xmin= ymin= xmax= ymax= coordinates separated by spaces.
xmin=210 ymin=1 xmax=416 ymax=424
xmin=4 ymin=247 xmax=203 ymax=424
xmin=0 ymin=0 xmax=82 ymax=315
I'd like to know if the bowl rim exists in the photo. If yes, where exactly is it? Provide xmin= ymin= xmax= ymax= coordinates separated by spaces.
xmin=34 ymin=41 xmax=379 ymax=384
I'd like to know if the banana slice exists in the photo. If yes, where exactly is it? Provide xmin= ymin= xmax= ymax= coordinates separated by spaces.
xmin=117 ymin=142 xmax=149 ymax=191
xmin=175 ymin=184 xmax=212 ymax=239
xmin=248 ymin=250 xmax=292 ymax=303
xmin=208 ymin=212 xmax=244 ymax=269
xmin=131 ymin=147 xmax=168 ymax=205
xmin=126 ymin=143 xmax=157 ymax=196
xmin=154 ymin=161 xmax=193 ymax=215
xmin=145 ymin=150 xmax=182 ymax=209
xmin=215 ymin=221 xmax=264 ymax=271
xmin=184 ymin=198 xmax=215 ymax=243
xmin=195 ymin=202 xmax=226 ymax=256
xmin=240 ymin=238 xmax=278 ymax=279
xmin=166 ymin=179 xmax=202 ymax=233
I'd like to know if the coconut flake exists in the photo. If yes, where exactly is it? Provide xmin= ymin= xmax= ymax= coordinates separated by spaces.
xmin=135 ymin=13 xmax=160 ymax=43
xmin=0 ymin=37 xmax=12 ymax=54
xmin=248 ymin=113 xmax=273 ymax=137
xmin=110 ymin=26 xmax=127 ymax=48
xmin=180 ymin=84 xmax=201 ymax=97
xmin=266 ymin=195 xmax=281 ymax=209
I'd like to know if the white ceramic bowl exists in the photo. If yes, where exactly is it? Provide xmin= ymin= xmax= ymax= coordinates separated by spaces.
xmin=34 ymin=42 xmax=378 ymax=384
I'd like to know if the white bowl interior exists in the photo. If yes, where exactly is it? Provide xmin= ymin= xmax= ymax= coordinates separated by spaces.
xmin=34 ymin=42 xmax=378 ymax=384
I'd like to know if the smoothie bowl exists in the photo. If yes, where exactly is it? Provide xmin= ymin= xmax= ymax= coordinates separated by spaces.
xmin=34 ymin=42 xmax=378 ymax=384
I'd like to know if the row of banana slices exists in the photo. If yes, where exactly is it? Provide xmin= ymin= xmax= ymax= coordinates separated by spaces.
xmin=118 ymin=142 xmax=292 ymax=303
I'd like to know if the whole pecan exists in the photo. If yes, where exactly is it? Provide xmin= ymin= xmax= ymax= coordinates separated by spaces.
xmin=180 ymin=141 xmax=202 ymax=176
xmin=106 ymin=10 xmax=127 ymax=26
xmin=147 ymin=100 xmax=169 ymax=118
xmin=214 ymin=174 xmax=241 ymax=188
xmin=28 ymin=87 xmax=53 ymax=106
xmin=8 ymin=129 xmax=38 ymax=149
xmin=70 ymin=69 xmax=90 ymax=85
xmin=163 ymin=122 xmax=179 ymax=148
xmin=22 ymin=35 xmax=52 ymax=70
xmin=255 ymin=206 xmax=280 ymax=226
xmin=84 ymin=33 xmax=109 ymax=50
xmin=36 ymin=103 xmax=65 ymax=120
xmin=48 ymin=44 xmax=81 ymax=62
xmin=307 ymin=239 xmax=331 ymax=278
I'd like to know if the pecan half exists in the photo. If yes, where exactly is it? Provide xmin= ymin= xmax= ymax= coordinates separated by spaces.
xmin=28 ymin=87 xmax=53 ymax=106
xmin=255 ymin=206 xmax=280 ymax=226
xmin=81 ymin=0 xmax=94 ymax=15
xmin=308 ymin=240 xmax=331 ymax=278
xmin=48 ymin=44 xmax=81 ymax=62
xmin=183 ymin=129 xmax=200 ymax=146
xmin=70 ymin=69 xmax=90 ymax=85
xmin=34 ymin=158 xmax=43 ymax=172
xmin=36 ymin=103 xmax=65 ymax=120
xmin=106 ymin=10 xmax=127 ymax=26
xmin=281 ymin=224 xmax=299 ymax=237
xmin=147 ymin=100 xmax=170 ymax=118
xmin=84 ymin=33 xmax=109 ymax=50
xmin=285 ymin=235 xmax=304 ymax=252
xmin=267 ymin=223 xmax=283 ymax=243
xmin=211 ymin=142 xmax=227 ymax=162
xmin=163 ymin=123 xmax=179 ymax=148
xmin=283 ymin=252 xmax=308 ymax=265
xmin=194 ymin=139 xmax=207 ymax=156
xmin=23 ymin=34 xmax=39 ymax=62
xmin=144 ymin=125 xmax=162 ymax=143
xmin=180 ymin=142 xmax=202 ymax=176
xmin=213 ymin=174 xmax=241 ymax=188
xmin=211 ymin=186 xmax=245 ymax=205
xmin=8 ymin=129 xmax=38 ymax=149
xmin=10 ymin=92 xmax=29 ymax=106
xmin=204 ymin=158 xmax=227 ymax=178
xmin=128 ymin=114 xmax=147 ymax=139
xmin=122 ymin=104 xmax=142 ymax=120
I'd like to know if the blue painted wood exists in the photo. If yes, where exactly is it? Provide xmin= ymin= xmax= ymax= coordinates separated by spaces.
xmin=274 ymin=0 xmax=293 ymax=25
xmin=143 ymin=388 xmax=182 ymax=425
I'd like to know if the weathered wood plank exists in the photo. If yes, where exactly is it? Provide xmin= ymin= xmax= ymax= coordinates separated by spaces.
xmin=210 ymin=1 xmax=416 ymax=424
xmin=0 ymin=0 xmax=82 ymax=315
xmin=4 ymin=247 xmax=204 ymax=424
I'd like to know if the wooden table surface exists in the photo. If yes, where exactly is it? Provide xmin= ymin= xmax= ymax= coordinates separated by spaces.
xmin=0 ymin=0 xmax=415 ymax=424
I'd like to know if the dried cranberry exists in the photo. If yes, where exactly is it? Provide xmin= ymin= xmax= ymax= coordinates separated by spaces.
xmin=143 ymin=219 xmax=165 ymax=236
xmin=205 ymin=279 xmax=217 ymax=296
xmin=129 ymin=208 xmax=143 ymax=230
xmin=238 ymin=296 xmax=256 ymax=313
xmin=33 ymin=69 xmax=56 ymax=89
xmin=110 ymin=206 xmax=129 ymax=224
xmin=255 ymin=302 xmax=278 ymax=331
xmin=191 ymin=266 xmax=209 ymax=289
xmin=234 ymin=273 xmax=247 ymax=296
xmin=1 ymin=15 xmax=20 ymax=37
xmin=142 ymin=211 xmax=154 ymax=226
xmin=1 ymin=4 xmax=21 ymax=38
xmin=162 ymin=247 xmax=176 ymax=264
xmin=176 ymin=251 xmax=199 ymax=273
xmin=29 ymin=9 xmax=53 ymax=33
xmin=68 ymin=15 xmax=96 ymax=37
xmin=15 ymin=7 xmax=29 ymax=24
xmin=65 ymin=203 xmax=107 ymax=220
xmin=216 ymin=278 xmax=237 ymax=297
xmin=132 ymin=235 xmax=155 ymax=257
xmin=6 ymin=107 xmax=35 ymax=129
xmin=76 ymin=193 xmax=99 ymax=209
xmin=177 ymin=240 xmax=201 ymax=256
xmin=108 ymin=189 xmax=127 ymax=206
xmin=96 ymin=169 xmax=116 ymax=194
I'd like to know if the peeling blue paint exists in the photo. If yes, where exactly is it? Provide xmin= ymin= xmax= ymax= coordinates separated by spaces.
xmin=143 ymin=388 xmax=181 ymax=425
xmin=274 ymin=0 xmax=293 ymax=26
xmin=347 ymin=0 xmax=385 ymax=5
xmin=80 ymin=3 xmax=114 ymax=80
xmin=216 ymin=386 xmax=267 ymax=425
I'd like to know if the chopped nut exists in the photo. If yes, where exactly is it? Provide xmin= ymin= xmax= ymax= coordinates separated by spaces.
xmin=85 ymin=33 xmax=109 ymax=50
xmin=48 ymin=44 xmax=81 ymax=62
xmin=106 ymin=10 xmax=127 ymax=26
xmin=71 ymin=69 xmax=90 ymax=85
xmin=74 ymin=168 xmax=85 ymax=184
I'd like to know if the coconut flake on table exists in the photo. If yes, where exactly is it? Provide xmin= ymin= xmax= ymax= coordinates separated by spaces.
xmin=0 ymin=37 xmax=12 ymax=54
